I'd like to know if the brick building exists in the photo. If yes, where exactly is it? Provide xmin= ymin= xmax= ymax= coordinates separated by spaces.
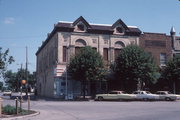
xmin=36 ymin=16 xmax=141 ymax=98
xmin=139 ymin=32 xmax=172 ymax=67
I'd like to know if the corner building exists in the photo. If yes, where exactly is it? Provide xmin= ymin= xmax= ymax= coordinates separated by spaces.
xmin=36 ymin=16 xmax=141 ymax=98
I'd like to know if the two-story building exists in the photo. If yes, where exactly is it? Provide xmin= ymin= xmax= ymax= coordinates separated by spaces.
xmin=36 ymin=16 xmax=141 ymax=98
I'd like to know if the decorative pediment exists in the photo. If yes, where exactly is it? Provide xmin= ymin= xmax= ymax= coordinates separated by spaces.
xmin=112 ymin=19 xmax=129 ymax=34
xmin=112 ymin=19 xmax=128 ymax=29
xmin=72 ymin=16 xmax=91 ymax=32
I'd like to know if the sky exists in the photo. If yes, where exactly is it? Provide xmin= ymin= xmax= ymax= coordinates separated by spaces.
xmin=0 ymin=0 xmax=180 ymax=73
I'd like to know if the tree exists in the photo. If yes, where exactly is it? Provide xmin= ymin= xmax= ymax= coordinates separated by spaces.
xmin=160 ymin=56 xmax=180 ymax=93
xmin=0 ymin=47 xmax=14 ymax=77
xmin=112 ymin=45 xmax=159 ymax=92
xmin=0 ymin=81 xmax=3 ymax=90
xmin=68 ymin=46 xmax=106 ymax=98
xmin=3 ymin=68 xmax=36 ymax=91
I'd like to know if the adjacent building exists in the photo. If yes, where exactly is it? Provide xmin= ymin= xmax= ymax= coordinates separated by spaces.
xmin=139 ymin=32 xmax=172 ymax=67
xmin=36 ymin=16 xmax=141 ymax=98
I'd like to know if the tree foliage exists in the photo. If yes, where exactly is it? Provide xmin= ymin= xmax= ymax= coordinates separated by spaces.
xmin=3 ymin=68 xmax=36 ymax=91
xmin=0 ymin=47 xmax=14 ymax=77
xmin=112 ymin=45 xmax=159 ymax=92
xmin=0 ymin=81 xmax=3 ymax=90
xmin=68 ymin=46 xmax=106 ymax=97
xmin=160 ymin=56 xmax=180 ymax=93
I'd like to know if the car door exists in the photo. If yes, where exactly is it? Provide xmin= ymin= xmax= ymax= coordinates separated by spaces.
xmin=133 ymin=91 xmax=142 ymax=99
xmin=156 ymin=92 xmax=164 ymax=100
xmin=106 ymin=92 xmax=118 ymax=100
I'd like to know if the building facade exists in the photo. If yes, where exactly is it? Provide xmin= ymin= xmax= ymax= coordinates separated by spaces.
xmin=139 ymin=32 xmax=172 ymax=67
xmin=36 ymin=16 xmax=141 ymax=98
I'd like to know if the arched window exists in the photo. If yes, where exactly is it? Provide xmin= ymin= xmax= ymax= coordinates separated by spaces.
xmin=77 ymin=24 xmax=85 ymax=31
xmin=75 ymin=39 xmax=87 ymax=55
xmin=75 ymin=39 xmax=87 ymax=47
xmin=114 ymin=41 xmax=125 ymax=60
xmin=116 ymin=27 xmax=124 ymax=33
xmin=115 ymin=41 xmax=125 ymax=48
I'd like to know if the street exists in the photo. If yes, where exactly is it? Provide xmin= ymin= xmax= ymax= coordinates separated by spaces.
xmin=2 ymin=97 xmax=180 ymax=120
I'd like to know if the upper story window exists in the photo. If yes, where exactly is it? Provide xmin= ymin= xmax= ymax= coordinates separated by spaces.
xmin=160 ymin=53 xmax=166 ymax=66
xmin=116 ymin=27 xmax=124 ymax=33
xmin=77 ymin=24 xmax=85 ymax=31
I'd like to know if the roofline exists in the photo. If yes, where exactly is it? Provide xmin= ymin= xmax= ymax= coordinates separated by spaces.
xmin=142 ymin=32 xmax=167 ymax=35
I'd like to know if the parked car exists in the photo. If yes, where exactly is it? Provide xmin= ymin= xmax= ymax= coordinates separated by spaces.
xmin=3 ymin=90 xmax=12 ymax=96
xmin=95 ymin=91 xmax=136 ymax=101
xmin=175 ymin=94 xmax=180 ymax=100
xmin=132 ymin=91 xmax=159 ymax=101
xmin=155 ymin=91 xmax=177 ymax=101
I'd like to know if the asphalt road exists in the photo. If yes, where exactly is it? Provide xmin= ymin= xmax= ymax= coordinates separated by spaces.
xmin=2 ymin=98 xmax=180 ymax=120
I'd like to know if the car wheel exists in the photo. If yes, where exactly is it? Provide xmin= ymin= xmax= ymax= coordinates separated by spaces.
xmin=165 ymin=97 xmax=171 ymax=101
xmin=98 ymin=96 xmax=104 ymax=101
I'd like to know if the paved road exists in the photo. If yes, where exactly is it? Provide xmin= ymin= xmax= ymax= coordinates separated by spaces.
xmin=2 ymin=98 xmax=180 ymax=120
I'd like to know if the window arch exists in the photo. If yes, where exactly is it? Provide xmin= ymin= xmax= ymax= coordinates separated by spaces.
xmin=75 ymin=39 xmax=87 ymax=47
xmin=75 ymin=39 xmax=87 ymax=55
xmin=115 ymin=41 xmax=125 ymax=48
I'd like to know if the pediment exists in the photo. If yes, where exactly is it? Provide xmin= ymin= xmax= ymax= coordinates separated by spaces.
xmin=112 ymin=19 xmax=129 ymax=34
xmin=72 ymin=16 xmax=91 ymax=30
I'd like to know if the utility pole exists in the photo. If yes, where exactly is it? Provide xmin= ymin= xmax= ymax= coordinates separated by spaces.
xmin=26 ymin=46 xmax=28 ymax=95
xmin=65 ymin=46 xmax=68 ymax=100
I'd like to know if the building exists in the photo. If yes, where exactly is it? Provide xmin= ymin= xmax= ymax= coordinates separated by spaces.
xmin=139 ymin=27 xmax=180 ymax=68
xmin=36 ymin=16 xmax=141 ymax=98
xmin=139 ymin=32 xmax=172 ymax=67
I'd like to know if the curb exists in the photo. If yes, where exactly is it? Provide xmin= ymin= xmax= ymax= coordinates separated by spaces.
xmin=1 ymin=111 xmax=40 ymax=120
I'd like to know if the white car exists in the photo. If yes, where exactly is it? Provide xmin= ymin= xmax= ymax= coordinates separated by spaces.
xmin=132 ymin=91 xmax=159 ymax=101
xmin=3 ymin=90 xmax=12 ymax=96
xmin=155 ymin=91 xmax=177 ymax=101
xmin=95 ymin=91 xmax=136 ymax=101
xmin=175 ymin=94 xmax=180 ymax=100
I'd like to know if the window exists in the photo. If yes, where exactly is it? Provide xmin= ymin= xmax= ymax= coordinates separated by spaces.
xmin=63 ymin=46 xmax=67 ymax=62
xmin=114 ymin=49 xmax=121 ymax=60
xmin=103 ymin=48 xmax=108 ymax=61
xmin=77 ymin=24 xmax=85 ymax=31
xmin=116 ymin=27 xmax=123 ymax=33
xmin=160 ymin=53 xmax=166 ymax=66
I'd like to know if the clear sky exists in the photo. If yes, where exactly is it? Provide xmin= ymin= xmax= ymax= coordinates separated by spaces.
xmin=0 ymin=0 xmax=180 ymax=73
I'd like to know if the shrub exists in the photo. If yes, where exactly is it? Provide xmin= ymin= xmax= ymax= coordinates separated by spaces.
xmin=2 ymin=105 xmax=16 ymax=115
